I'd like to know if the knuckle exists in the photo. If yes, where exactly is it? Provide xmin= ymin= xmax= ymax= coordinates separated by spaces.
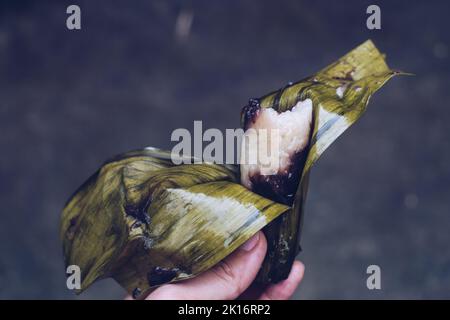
xmin=213 ymin=260 xmax=235 ymax=282
xmin=212 ymin=261 xmax=241 ymax=298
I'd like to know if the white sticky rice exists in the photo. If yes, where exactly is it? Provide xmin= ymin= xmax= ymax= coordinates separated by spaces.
xmin=240 ymin=99 xmax=313 ymax=189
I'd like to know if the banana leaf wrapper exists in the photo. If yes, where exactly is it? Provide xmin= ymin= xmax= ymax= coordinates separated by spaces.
xmin=252 ymin=40 xmax=404 ymax=283
xmin=61 ymin=148 xmax=290 ymax=297
xmin=60 ymin=40 xmax=404 ymax=296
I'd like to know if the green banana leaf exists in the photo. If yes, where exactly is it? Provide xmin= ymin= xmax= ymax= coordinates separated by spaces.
xmin=61 ymin=148 xmax=289 ymax=297
xmin=255 ymin=40 xmax=404 ymax=282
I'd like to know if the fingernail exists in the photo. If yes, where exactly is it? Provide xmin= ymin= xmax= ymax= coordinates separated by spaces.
xmin=240 ymin=232 xmax=260 ymax=251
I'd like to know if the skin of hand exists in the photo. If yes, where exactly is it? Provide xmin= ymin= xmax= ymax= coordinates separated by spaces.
xmin=125 ymin=231 xmax=305 ymax=300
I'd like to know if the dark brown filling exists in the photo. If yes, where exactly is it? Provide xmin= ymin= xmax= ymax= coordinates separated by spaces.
xmin=249 ymin=146 xmax=309 ymax=206
xmin=241 ymin=98 xmax=312 ymax=206
xmin=147 ymin=266 xmax=180 ymax=286
xmin=242 ymin=98 xmax=261 ymax=130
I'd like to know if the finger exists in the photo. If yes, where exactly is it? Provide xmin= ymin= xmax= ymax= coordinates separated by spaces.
xmin=239 ymin=260 xmax=305 ymax=300
xmin=147 ymin=231 xmax=267 ymax=300
xmin=259 ymin=261 xmax=305 ymax=300
xmin=237 ymin=282 xmax=265 ymax=300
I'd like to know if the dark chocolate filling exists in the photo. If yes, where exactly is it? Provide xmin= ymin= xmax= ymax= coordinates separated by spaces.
xmin=242 ymin=98 xmax=261 ymax=130
xmin=147 ymin=266 xmax=179 ymax=286
xmin=249 ymin=146 xmax=309 ymax=206
xmin=132 ymin=287 xmax=142 ymax=299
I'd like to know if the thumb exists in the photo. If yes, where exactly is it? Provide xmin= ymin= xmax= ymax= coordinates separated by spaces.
xmin=146 ymin=231 xmax=267 ymax=300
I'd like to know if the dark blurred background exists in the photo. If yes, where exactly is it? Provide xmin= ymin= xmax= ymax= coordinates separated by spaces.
xmin=0 ymin=0 xmax=449 ymax=299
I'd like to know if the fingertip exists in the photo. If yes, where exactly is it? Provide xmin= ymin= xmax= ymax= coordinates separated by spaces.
xmin=240 ymin=231 xmax=266 ymax=252
xmin=290 ymin=260 xmax=305 ymax=284
xmin=259 ymin=260 xmax=305 ymax=300
xmin=253 ymin=231 xmax=267 ymax=256
xmin=237 ymin=231 xmax=267 ymax=262
xmin=259 ymin=231 xmax=267 ymax=250
xmin=249 ymin=231 xmax=267 ymax=266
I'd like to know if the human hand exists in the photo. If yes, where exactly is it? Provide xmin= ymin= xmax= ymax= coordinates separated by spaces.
xmin=125 ymin=231 xmax=305 ymax=300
